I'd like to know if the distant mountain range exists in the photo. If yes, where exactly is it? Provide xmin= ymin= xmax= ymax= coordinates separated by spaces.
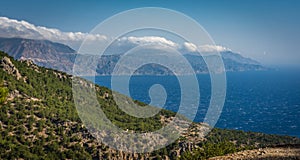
xmin=0 ymin=37 xmax=267 ymax=75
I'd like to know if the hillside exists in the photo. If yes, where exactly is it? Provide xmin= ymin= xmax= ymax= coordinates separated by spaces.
xmin=0 ymin=51 xmax=299 ymax=159
xmin=209 ymin=144 xmax=300 ymax=160
xmin=0 ymin=37 xmax=267 ymax=75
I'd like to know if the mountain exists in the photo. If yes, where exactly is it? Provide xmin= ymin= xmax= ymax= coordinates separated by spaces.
xmin=0 ymin=37 xmax=267 ymax=75
xmin=221 ymin=51 xmax=260 ymax=65
xmin=221 ymin=51 xmax=266 ymax=71
xmin=0 ymin=51 xmax=299 ymax=159
xmin=0 ymin=37 xmax=76 ymax=72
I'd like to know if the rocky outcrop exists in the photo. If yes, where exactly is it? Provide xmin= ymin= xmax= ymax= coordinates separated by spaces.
xmin=209 ymin=145 xmax=300 ymax=160
xmin=0 ymin=56 xmax=22 ymax=80
xmin=21 ymin=59 xmax=40 ymax=72
xmin=6 ymin=89 xmax=40 ymax=102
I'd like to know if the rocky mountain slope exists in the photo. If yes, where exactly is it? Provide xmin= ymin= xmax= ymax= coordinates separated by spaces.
xmin=0 ymin=37 xmax=266 ymax=75
xmin=0 ymin=51 xmax=298 ymax=159
xmin=0 ymin=37 xmax=76 ymax=73
xmin=209 ymin=144 xmax=300 ymax=160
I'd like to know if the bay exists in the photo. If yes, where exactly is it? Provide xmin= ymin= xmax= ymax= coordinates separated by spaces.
xmin=84 ymin=71 xmax=300 ymax=137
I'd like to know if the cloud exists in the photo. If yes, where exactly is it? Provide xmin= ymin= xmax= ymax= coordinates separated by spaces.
xmin=117 ymin=36 xmax=179 ymax=48
xmin=182 ymin=42 xmax=198 ymax=52
xmin=0 ymin=17 xmax=107 ymax=50
xmin=0 ymin=17 xmax=232 ymax=54
xmin=181 ymin=42 xmax=231 ymax=53
xmin=198 ymin=44 xmax=231 ymax=53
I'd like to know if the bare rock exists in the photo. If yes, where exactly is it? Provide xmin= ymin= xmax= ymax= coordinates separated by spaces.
xmin=0 ymin=56 xmax=22 ymax=80
xmin=209 ymin=146 xmax=300 ymax=160
xmin=21 ymin=58 xmax=40 ymax=72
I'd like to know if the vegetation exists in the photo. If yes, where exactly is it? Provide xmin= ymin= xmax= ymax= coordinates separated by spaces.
xmin=0 ymin=80 xmax=8 ymax=104
xmin=0 ymin=51 xmax=299 ymax=159
xmin=180 ymin=128 xmax=299 ymax=159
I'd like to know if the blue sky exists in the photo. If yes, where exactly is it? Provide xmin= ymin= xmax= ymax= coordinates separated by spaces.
xmin=0 ymin=0 xmax=300 ymax=66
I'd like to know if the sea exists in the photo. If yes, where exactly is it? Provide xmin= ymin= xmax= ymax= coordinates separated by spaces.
xmin=84 ymin=71 xmax=300 ymax=138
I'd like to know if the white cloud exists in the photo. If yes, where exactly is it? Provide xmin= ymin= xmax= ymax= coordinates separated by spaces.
xmin=0 ymin=17 xmax=232 ymax=54
xmin=182 ymin=42 xmax=198 ymax=52
xmin=198 ymin=44 xmax=231 ymax=53
xmin=0 ymin=17 xmax=107 ymax=50
xmin=181 ymin=42 xmax=231 ymax=53
xmin=117 ymin=36 xmax=179 ymax=48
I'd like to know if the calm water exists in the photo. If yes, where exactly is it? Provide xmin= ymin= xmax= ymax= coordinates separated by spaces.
xmin=84 ymin=71 xmax=300 ymax=137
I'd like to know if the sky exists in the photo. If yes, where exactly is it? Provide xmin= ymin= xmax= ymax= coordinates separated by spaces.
xmin=0 ymin=0 xmax=300 ymax=66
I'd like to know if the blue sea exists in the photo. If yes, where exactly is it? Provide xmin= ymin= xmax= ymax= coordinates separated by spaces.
xmin=84 ymin=71 xmax=300 ymax=137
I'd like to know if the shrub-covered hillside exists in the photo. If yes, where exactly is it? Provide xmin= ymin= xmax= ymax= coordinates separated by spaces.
xmin=0 ymin=51 xmax=299 ymax=159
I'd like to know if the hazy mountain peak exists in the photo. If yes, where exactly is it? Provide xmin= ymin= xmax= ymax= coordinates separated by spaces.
xmin=221 ymin=51 xmax=261 ymax=65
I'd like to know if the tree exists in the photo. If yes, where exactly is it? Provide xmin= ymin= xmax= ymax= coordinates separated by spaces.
xmin=0 ymin=80 xmax=8 ymax=104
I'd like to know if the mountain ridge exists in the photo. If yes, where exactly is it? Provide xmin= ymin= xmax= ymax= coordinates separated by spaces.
xmin=0 ymin=37 xmax=267 ymax=75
